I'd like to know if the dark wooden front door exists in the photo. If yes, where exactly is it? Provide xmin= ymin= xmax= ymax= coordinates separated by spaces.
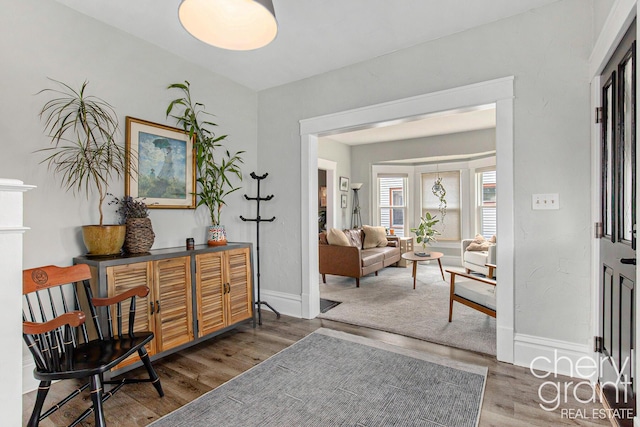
xmin=598 ymin=20 xmax=636 ymax=424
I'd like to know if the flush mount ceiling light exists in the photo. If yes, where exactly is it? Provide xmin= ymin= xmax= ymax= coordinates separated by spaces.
xmin=178 ymin=0 xmax=278 ymax=51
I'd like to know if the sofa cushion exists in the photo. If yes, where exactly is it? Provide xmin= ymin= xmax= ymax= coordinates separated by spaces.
xmin=326 ymin=228 xmax=350 ymax=246
xmin=366 ymin=246 xmax=400 ymax=260
xmin=455 ymin=280 xmax=496 ymax=310
xmin=343 ymin=229 xmax=363 ymax=248
xmin=362 ymin=225 xmax=388 ymax=249
xmin=361 ymin=250 xmax=384 ymax=267
xmin=464 ymin=250 xmax=489 ymax=266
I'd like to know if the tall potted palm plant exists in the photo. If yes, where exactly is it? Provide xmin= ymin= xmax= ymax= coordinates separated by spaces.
xmin=38 ymin=79 xmax=127 ymax=255
xmin=166 ymin=81 xmax=244 ymax=246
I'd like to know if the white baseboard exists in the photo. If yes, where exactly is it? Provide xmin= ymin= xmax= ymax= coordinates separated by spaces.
xmin=258 ymin=289 xmax=302 ymax=318
xmin=514 ymin=333 xmax=594 ymax=381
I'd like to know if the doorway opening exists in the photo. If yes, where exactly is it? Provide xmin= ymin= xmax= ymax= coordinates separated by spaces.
xmin=300 ymin=77 xmax=515 ymax=363
xmin=315 ymin=108 xmax=497 ymax=355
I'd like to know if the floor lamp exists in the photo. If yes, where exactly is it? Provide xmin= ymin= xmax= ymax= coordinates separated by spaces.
xmin=351 ymin=183 xmax=363 ymax=229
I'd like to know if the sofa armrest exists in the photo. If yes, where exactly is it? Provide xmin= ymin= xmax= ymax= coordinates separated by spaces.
xmin=319 ymin=244 xmax=362 ymax=278
xmin=461 ymin=239 xmax=473 ymax=259
xmin=487 ymin=244 xmax=496 ymax=265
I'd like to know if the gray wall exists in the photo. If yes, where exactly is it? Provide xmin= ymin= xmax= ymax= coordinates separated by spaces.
xmin=350 ymin=128 xmax=496 ymax=225
xmin=0 ymin=0 xmax=614 ymax=375
xmin=0 ymin=0 xmax=258 ymax=270
xmin=258 ymin=0 xmax=594 ymax=344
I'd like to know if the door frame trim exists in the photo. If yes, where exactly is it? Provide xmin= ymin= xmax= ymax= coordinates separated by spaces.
xmin=300 ymin=76 xmax=515 ymax=363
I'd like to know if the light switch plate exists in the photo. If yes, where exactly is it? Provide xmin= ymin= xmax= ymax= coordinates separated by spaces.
xmin=532 ymin=193 xmax=559 ymax=210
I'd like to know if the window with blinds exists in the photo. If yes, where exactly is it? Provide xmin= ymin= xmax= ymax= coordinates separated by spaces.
xmin=421 ymin=171 xmax=460 ymax=241
xmin=477 ymin=169 xmax=496 ymax=238
xmin=378 ymin=176 xmax=407 ymax=237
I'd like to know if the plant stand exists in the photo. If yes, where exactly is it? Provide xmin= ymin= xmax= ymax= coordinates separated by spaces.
xmin=240 ymin=172 xmax=281 ymax=325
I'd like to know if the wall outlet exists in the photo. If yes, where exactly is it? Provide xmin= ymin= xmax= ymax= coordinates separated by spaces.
xmin=532 ymin=193 xmax=559 ymax=210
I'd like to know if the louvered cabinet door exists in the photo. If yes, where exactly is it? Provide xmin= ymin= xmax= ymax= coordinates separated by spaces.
xmin=226 ymin=247 xmax=253 ymax=325
xmin=153 ymin=257 xmax=194 ymax=352
xmin=106 ymin=262 xmax=154 ymax=367
xmin=195 ymin=252 xmax=227 ymax=337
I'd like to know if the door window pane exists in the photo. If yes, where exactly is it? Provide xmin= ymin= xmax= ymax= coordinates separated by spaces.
xmin=621 ymin=56 xmax=635 ymax=243
xmin=603 ymin=81 xmax=614 ymax=237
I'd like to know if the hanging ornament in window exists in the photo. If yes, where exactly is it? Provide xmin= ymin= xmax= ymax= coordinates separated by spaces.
xmin=432 ymin=176 xmax=447 ymax=221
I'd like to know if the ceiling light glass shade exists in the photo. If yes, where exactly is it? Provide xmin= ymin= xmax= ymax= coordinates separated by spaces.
xmin=179 ymin=0 xmax=278 ymax=51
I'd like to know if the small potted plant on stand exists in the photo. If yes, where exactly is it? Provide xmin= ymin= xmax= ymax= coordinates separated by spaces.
xmin=38 ymin=79 xmax=128 ymax=255
xmin=110 ymin=195 xmax=155 ymax=253
xmin=410 ymin=212 xmax=440 ymax=255
xmin=166 ymin=81 xmax=244 ymax=246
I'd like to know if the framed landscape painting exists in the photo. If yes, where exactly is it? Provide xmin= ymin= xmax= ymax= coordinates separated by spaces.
xmin=125 ymin=117 xmax=196 ymax=208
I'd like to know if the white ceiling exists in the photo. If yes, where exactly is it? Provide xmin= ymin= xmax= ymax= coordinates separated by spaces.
xmin=54 ymin=0 xmax=561 ymax=91
xmin=323 ymin=105 xmax=496 ymax=145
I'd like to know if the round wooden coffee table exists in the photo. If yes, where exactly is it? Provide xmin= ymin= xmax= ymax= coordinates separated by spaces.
xmin=401 ymin=251 xmax=445 ymax=289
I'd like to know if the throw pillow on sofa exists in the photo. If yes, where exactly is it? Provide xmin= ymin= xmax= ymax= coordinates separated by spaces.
xmin=343 ymin=229 xmax=363 ymax=248
xmin=466 ymin=234 xmax=494 ymax=251
xmin=326 ymin=228 xmax=351 ymax=246
xmin=362 ymin=225 xmax=388 ymax=249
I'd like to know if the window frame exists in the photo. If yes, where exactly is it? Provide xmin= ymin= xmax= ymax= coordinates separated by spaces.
xmin=476 ymin=168 xmax=497 ymax=239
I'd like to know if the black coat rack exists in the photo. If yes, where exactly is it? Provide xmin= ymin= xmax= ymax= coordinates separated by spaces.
xmin=240 ymin=172 xmax=280 ymax=325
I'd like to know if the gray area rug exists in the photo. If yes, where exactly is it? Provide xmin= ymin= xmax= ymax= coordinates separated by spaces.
xmin=318 ymin=263 xmax=497 ymax=356
xmin=150 ymin=329 xmax=487 ymax=427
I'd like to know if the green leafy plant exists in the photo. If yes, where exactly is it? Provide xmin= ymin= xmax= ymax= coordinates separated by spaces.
xmin=109 ymin=194 xmax=150 ymax=223
xmin=166 ymin=81 xmax=244 ymax=226
xmin=38 ymin=79 xmax=127 ymax=226
xmin=410 ymin=212 xmax=440 ymax=248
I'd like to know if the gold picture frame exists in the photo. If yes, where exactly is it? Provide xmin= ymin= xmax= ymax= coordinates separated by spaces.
xmin=125 ymin=117 xmax=196 ymax=209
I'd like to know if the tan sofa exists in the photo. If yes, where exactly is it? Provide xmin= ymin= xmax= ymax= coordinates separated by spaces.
xmin=319 ymin=228 xmax=401 ymax=287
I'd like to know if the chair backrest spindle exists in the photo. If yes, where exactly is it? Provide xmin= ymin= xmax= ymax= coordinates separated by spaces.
xmin=128 ymin=298 xmax=137 ymax=336
xmin=81 ymin=280 xmax=105 ymax=340
xmin=116 ymin=302 xmax=123 ymax=337
xmin=72 ymin=285 xmax=89 ymax=344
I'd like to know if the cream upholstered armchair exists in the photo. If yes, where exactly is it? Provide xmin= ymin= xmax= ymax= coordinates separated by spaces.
xmin=446 ymin=265 xmax=497 ymax=322
xmin=461 ymin=236 xmax=496 ymax=278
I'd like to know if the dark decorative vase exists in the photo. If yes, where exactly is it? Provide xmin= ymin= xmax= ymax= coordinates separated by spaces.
xmin=124 ymin=218 xmax=155 ymax=253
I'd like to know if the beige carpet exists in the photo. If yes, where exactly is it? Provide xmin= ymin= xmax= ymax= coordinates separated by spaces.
xmin=318 ymin=263 xmax=496 ymax=356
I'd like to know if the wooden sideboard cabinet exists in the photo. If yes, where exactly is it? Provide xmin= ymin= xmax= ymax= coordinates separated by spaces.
xmin=74 ymin=243 xmax=254 ymax=373
xmin=194 ymin=247 xmax=253 ymax=337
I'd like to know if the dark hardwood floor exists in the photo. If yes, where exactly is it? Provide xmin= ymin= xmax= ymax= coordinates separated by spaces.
xmin=23 ymin=313 xmax=612 ymax=426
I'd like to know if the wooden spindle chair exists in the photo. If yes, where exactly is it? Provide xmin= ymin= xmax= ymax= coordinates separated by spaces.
xmin=22 ymin=264 xmax=164 ymax=427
